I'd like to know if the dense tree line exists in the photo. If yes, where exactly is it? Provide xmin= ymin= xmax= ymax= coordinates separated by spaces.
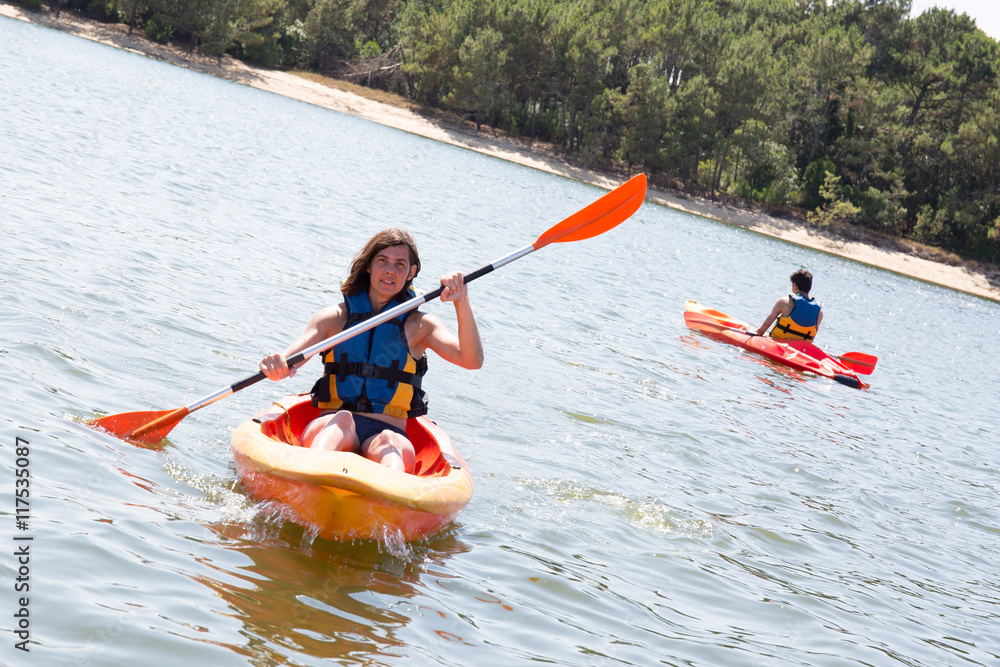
xmin=23 ymin=0 xmax=1000 ymax=262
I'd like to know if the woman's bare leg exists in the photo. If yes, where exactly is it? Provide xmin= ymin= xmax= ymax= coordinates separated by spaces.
xmin=361 ymin=431 xmax=415 ymax=473
xmin=301 ymin=411 xmax=360 ymax=453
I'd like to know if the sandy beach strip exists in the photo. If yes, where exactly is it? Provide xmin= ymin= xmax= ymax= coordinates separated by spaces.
xmin=4 ymin=2 xmax=999 ymax=303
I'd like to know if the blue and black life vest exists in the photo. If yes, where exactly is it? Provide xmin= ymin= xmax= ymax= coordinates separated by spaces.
xmin=310 ymin=289 xmax=428 ymax=418
xmin=771 ymin=293 xmax=821 ymax=341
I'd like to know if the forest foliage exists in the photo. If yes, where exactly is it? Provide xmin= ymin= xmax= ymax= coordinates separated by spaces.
xmin=24 ymin=0 xmax=1000 ymax=263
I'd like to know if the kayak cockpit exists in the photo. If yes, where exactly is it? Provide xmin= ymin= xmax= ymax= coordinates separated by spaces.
xmin=250 ymin=394 xmax=453 ymax=478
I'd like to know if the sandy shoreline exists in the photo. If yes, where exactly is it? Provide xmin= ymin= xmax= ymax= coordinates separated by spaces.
xmin=5 ymin=2 xmax=999 ymax=303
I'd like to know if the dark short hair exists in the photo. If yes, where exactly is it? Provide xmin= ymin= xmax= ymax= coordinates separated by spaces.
xmin=790 ymin=269 xmax=813 ymax=294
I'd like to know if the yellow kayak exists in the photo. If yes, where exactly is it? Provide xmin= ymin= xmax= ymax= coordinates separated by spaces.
xmin=230 ymin=394 xmax=474 ymax=541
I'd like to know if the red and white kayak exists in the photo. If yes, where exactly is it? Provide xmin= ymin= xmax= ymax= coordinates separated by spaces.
xmin=231 ymin=394 xmax=474 ymax=541
xmin=684 ymin=301 xmax=874 ymax=389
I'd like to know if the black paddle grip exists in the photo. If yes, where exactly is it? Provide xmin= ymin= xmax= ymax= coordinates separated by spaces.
xmin=231 ymin=371 xmax=267 ymax=393
xmin=423 ymin=264 xmax=495 ymax=302
xmin=465 ymin=264 xmax=495 ymax=283
xmin=833 ymin=374 xmax=861 ymax=389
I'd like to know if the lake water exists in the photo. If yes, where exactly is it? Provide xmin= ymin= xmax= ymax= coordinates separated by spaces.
xmin=2 ymin=15 xmax=999 ymax=667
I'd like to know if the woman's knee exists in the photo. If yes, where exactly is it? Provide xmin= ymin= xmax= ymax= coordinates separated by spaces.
xmin=302 ymin=411 xmax=357 ymax=451
xmin=362 ymin=431 xmax=415 ymax=472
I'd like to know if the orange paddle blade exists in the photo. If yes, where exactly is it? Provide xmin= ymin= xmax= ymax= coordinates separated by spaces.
xmin=836 ymin=352 xmax=878 ymax=374
xmin=87 ymin=407 xmax=189 ymax=444
xmin=533 ymin=174 xmax=647 ymax=249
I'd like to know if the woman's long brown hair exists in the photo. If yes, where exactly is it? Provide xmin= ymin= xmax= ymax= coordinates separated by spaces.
xmin=341 ymin=228 xmax=421 ymax=299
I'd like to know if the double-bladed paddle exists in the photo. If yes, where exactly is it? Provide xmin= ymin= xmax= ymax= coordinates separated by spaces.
xmin=89 ymin=174 xmax=648 ymax=444
xmin=785 ymin=341 xmax=877 ymax=375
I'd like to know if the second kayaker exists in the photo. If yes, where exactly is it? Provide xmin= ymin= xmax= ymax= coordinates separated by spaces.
xmin=755 ymin=269 xmax=823 ymax=341
xmin=259 ymin=228 xmax=484 ymax=473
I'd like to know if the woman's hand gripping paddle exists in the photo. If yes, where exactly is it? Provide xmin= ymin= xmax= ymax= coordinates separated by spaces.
xmin=88 ymin=174 xmax=648 ymax=444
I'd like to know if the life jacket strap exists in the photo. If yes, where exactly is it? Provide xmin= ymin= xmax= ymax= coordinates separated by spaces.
xmin=324 ymin=357 xmax=427 ymax=389
xmin=773 ymin=320 xmax=814 ymax=340
xmin=336 ymin=399 xmax=428 ymax=419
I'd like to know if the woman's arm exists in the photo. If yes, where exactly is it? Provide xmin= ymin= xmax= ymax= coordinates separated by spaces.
xmin=413 ymin=272 xmax=484 ymax=369
xmin=260 ymin=303 xmax=347 ymax=380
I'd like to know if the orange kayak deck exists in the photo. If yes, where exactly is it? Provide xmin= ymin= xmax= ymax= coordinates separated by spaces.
xmin=230 ymin=394 xmax=474 ymax=541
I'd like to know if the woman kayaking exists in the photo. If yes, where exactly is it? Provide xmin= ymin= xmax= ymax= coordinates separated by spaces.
xmin=259 ymin=228 xmax=484 ymax=473
xmin=755 ymin=269 xmax=823 ymax=341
